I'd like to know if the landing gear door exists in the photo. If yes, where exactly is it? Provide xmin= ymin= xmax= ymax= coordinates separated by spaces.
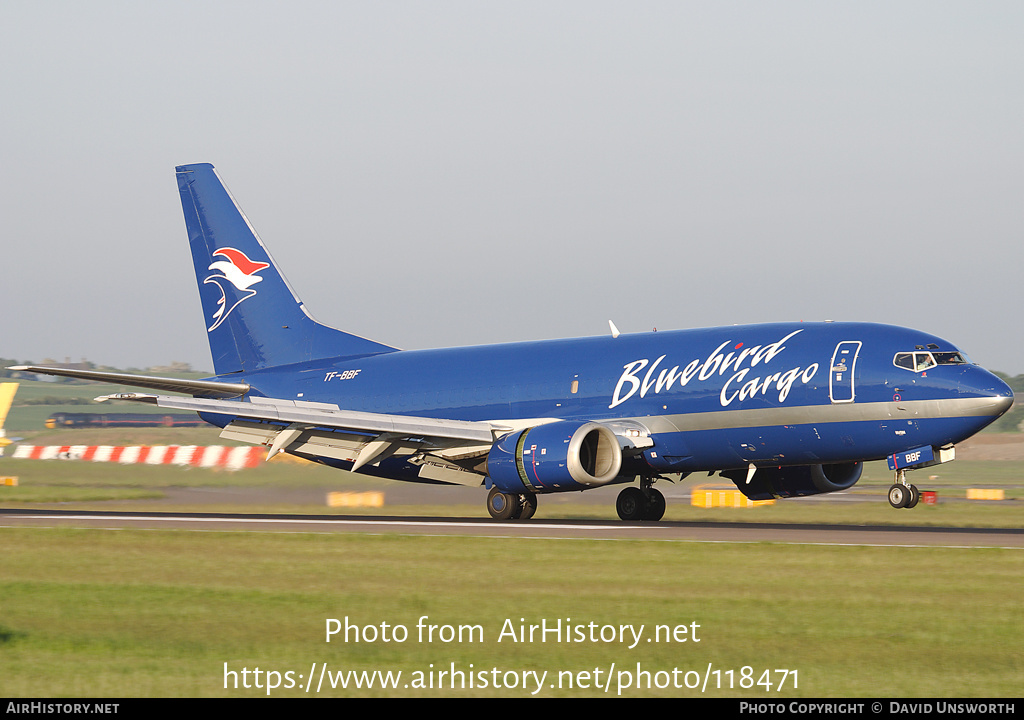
xmin=829 ymin=341 xmax=861 ymax=404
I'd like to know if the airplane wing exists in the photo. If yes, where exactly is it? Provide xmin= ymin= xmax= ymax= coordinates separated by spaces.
xmin=10 ymin=364 xmax=513 ymax=485
xmin=106 ymin=391 xmax=656 ymax=488
xmin=102 ymin=392 xmax=511 ymax=484
xmin=9 ymin=364 xmax=651 ymax=488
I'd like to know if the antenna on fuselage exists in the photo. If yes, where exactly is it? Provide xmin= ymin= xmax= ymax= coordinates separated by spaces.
xmin=609 ymin=320 xmax=621 ymax=339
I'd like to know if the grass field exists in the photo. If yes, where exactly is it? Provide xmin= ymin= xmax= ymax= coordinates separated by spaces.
xmin=0 ymin=527 xmax=1020 ymax=698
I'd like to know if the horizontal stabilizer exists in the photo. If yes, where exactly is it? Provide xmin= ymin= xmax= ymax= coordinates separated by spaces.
xmin=8 ymin=366 xmax=249 ymax=398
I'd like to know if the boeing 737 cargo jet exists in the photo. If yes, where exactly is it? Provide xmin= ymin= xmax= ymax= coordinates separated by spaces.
xmin=13 ymin=164 xmax=1013 ymax=520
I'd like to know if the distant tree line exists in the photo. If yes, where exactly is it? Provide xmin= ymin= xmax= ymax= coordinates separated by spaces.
xmin=21 ymin=396 xmax=95 ymax=406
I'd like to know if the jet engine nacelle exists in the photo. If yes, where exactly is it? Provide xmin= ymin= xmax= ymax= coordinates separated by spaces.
xmin=487 ymin=420 xmax=623 ymax=494
xmin=724 ymin=462 xmax=863 ymax=500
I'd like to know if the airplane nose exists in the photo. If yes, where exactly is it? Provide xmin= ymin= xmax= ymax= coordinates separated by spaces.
xmin=989 ymin=393 xmax=1014 ymax=417
xmin=960 ymin=368 xmax=1014 ymax=418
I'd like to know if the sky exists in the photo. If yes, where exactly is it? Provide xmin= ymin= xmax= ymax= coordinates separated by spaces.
xmin=2 ymin=1 xmax=1022 ymax=374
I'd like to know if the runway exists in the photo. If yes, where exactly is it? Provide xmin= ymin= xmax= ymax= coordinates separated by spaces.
xmin=1 ymin=508 xmax=1021 ymax=549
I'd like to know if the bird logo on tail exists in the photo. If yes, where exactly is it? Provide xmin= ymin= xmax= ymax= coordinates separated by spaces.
xmin=203 ymin=247 xmax=270 ymax=332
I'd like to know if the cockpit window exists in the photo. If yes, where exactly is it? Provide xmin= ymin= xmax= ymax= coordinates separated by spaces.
xmin=933 ymin=351 xmax=968 ymax=365
xmin=894 ymin=350 xmax=969 ymax=372
xmin=894 ymin=353 xmax=915 ymax=370
xmin=893 ymin=352 xmax=935 ymax=372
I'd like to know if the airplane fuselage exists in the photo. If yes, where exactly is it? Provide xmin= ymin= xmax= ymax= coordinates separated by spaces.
xmin=206 ymin=320 xmax=1010 ymax=486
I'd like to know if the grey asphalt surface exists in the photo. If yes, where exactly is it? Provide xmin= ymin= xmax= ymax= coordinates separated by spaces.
xmin=2 ymin=506 xmax=1021 ymax=548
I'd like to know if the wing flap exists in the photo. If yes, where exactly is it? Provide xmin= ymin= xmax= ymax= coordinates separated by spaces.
xmin=221 ymin=420 xmax=416 ymax=464
xmin=219 ymin=418 xmax=486 ymax=487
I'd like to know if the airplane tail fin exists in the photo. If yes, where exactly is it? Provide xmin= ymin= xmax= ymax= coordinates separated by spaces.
xmin=176 ymin=163 xmax=398 ymax=375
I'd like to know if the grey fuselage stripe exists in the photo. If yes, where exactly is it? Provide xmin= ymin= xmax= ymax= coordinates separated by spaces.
xmin=629 ymin=397 xmax=1009 ymax=434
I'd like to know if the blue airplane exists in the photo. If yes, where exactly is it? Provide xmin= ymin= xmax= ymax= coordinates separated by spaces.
xmin=13 ymin=163 xmax=1014 ymax=520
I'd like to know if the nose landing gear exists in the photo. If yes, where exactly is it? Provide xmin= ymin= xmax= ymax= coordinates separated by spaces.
xmin=888 ymin=469 xmax=921 ymax=509
xmin=886 ymin=445 xmax=954 ymax=509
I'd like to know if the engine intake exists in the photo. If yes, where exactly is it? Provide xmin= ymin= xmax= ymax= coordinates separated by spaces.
xmin=723 ymin=462 xmax=863 ymax=500
xmin=488 ymin=421 xmax=623 ymax=494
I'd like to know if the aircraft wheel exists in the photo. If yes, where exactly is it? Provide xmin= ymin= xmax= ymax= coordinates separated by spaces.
xmin=487 ymin=487 xmax=519 ymax=520
xmin=905 ymin=485 xmax=920 ymax=509
xmin=518 ymin=493 xmax=538 ymax=520
xmin=887 ymin=484 xmax=910 ymax=509
xmin=643 ymin=488 xmax=666 ymax=521
xmin=616 ymin=487 xmax=648 ymax=521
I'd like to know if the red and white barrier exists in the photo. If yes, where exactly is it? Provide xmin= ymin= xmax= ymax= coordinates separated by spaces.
xmin=10 ymin=444 xmax=265 ymax=471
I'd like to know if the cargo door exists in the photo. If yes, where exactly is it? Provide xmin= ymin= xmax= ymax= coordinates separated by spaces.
xmin=829 ymin=341 xmax=861 ymax=403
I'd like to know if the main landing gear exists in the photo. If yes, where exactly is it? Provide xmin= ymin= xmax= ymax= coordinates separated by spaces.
xmin=888 ymin=469 xmax=921 ymax=509
xmin=486 ymin=481 xmax=669 ymax=522
xmin=486 ymin=487 xmax=538 ymax=521
xmin=616 ymin=479 xmax=666 ymax=522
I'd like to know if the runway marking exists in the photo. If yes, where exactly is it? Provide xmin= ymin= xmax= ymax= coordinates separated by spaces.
xmin=2 ymin=512 xmax=1021 ymax=550
xmin=4 ymin=514 xmax=641 ymax=531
